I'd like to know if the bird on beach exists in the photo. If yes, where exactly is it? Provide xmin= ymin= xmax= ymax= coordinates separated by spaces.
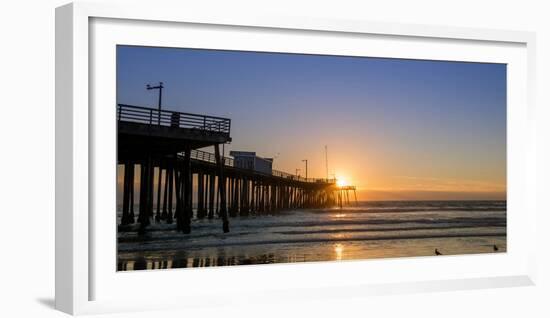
xmin=493 ymin=245 xmax=499 ymax=252
xmin=435 ymin=249 xmax=442 ymax=256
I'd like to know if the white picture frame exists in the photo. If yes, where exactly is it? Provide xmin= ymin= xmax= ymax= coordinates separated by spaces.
xmin=55 ymin=1 xmax=537 ymax=315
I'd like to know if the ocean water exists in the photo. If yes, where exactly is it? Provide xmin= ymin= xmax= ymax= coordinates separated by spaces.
xmin=117 ymin=200 xmax=506 ymax=271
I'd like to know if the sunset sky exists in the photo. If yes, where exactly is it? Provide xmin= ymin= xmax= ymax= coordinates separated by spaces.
xmin=117 ymin=45 xmax=506 ymax=201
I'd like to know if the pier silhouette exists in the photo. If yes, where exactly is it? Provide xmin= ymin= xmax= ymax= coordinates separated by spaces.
xmin=117 ymin=103 xmax=357 ymax=234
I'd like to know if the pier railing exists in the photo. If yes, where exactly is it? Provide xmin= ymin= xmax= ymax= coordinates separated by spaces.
xmin=182 ymin=149 xmax=336 ymax=184
xmin=185 ymin=149 xmax=235 ymax=167
xmin=117 ymin=104 xmax=231 ymax=135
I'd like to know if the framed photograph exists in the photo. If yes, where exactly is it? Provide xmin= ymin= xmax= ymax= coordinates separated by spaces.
xmin=56 ymin=2 xmax=537 ymax=315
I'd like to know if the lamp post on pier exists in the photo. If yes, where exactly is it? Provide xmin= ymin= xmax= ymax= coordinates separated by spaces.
xmin=146 ymin=82 xmax=163 ymax=125
xmin=302 ymin=159 xmax=308 ymax=180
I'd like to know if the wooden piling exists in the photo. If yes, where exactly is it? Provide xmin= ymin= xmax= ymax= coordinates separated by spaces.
xmin=155 ymin=167 xmax=163 ymax=222
xmin=138 ymin=160 xmax=151 ymax=229
xmin=174 ymin=161 xmax=183 ymax=231
xmin=214 ymin=144 xmax=229 ymax=233
xmin=128 ymin=164 xmax=135 ymax=223
xmin=161 ymin=164 xmax=169 ymax=220
xmin=181 ymin=147 xmax=192 ymax=233
xmin=166 ymin=162 xmax=174 ymax=224
xmin=147 ymin=156 xmax=154 ymax=221
xmin=197 ymin=172 xmax=206 ymax=218
xmin=208 ymin=173 xmax=215 ymax=219
xmin=121 ymin=162 xmax=133 ymax=225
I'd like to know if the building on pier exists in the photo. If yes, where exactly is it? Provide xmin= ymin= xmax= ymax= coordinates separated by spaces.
xmin=229 ymin=151 xmax=273 ymax=175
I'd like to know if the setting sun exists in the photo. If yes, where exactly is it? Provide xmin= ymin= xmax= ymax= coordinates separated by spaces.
xmin=337 ymin=178 xmax=348 ymax=187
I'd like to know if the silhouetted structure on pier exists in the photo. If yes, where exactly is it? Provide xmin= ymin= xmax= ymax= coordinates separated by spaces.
xmin=117 ymin=104 xmax=354 ymax=234
xmin=336 ymin=185 xmax=358 ymax=208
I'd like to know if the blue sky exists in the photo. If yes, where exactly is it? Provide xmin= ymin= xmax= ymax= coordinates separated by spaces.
xmin=117 ymin=45 xmax=506 ymax=200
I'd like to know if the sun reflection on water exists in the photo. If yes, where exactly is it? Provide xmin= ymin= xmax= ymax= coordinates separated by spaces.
xmin=334 ymin=243 xmax=344 ymax=261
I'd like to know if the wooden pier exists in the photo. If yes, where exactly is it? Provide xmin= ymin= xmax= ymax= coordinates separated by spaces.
xmin=117 ymin=104 xmax=355 ymax=234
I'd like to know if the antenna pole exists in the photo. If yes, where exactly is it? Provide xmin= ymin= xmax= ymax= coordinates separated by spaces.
xmin=325 ymin=145 xmax=328 ymax=181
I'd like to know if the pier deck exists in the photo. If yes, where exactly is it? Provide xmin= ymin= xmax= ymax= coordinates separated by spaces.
xmin=117 ymin=104 xmax=231 ymax=158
